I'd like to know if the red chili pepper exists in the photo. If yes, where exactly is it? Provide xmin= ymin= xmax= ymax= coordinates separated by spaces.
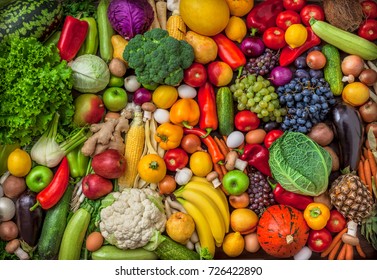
xmin=279 ymin=27 xmax=321 ymax=66
xmin=57 ymin=16 xmax=89 ymax=61
xmin=198 ymin=81 xmax=218 ymax=137
xmin=239 ymin=143 xmax=271 ymax=176
xmin=211 ymin=34 xmax=246 ymax=71
xmin=271 ymin=183 xmax=313 ymax=211
xmin=246 ymin=0 xmax=285 ymax=34
xmin=30 ymin=157 xmax=70 ymax=211
xmin=183 ymin=127 xmax=224 ymax=164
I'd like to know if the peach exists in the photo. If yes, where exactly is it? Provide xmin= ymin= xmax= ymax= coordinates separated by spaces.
xmin=230 ymin=208 xmax=259 ymax=235
xmin=207 ymin=61 xmax=233 ymax=86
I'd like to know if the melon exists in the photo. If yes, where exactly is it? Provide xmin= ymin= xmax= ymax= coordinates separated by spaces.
xmin=179 ymin=0 xmax=230 ymax=36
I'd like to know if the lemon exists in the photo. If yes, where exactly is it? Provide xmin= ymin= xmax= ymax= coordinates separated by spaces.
xmin=285 ymin=24 xmax=308 ymax=49
xmin=189 ymin=151 xmax=213 ymax=177
xmin=7 ymin=148 xmax=32 ymax=177
xmin=222 ymin=232 xmax=245 ymax=257
xmin=225 ymin=16 xmax=247 ymax=43
xmin=152 ymin=85 xmax=178 ymax=109
xmin=225 ymin=0 xmax=254 ymax=17
xmin=342 ymin=82 xmax=370 ymax=106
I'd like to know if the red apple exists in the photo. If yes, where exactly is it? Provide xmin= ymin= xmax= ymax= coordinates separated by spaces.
xmin=183 ymin=62 xmax=207 ymax=87
xmin=207 ymin=61 xmax=233 ymax=87
xmin=73 ymin=93 xmax=105 ymax=126
xmin=91 ymin=149 xmax=127 ymax=179
xmin=359 ymin=100 xmax=377 ymax=123
xmin=82 ymin=174 xmax=113 ymax=200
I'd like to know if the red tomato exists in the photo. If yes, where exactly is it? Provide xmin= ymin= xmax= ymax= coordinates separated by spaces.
xmin=361 ymin=0 xmax=377 ymax=19
xmin=163 ymin=148 xmax=189 ymax=171
xmin=358 ymin=19 xmax=377 ymax=41
xmin=276 ymin=10 xmax=301 ymax=30
xmin=183 ymin=62 xmax=207 ymax=88
xmin=300 ymin=4 xmax=325 ymax=26
xmin=325 ymin=209 xmax=347 ymax=233
xmin=264 ymin=129 xmax=284 ymax=148
xmin=234 ymin=110 xmax=260 ymax=132
xmin=307 ymin=228 xmax=333 ymax=253
xmin=262 ymin=27 xmax=286 ymax=50
xmin=283 ymin=0 xmax=306 ymax=12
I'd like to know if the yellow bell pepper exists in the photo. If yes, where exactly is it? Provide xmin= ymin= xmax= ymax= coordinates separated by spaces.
xmin=169 ymin=98 xmax=200 ymax=128
xmin=154 ymin=122 xmax=184 ymax=150
xmin=303 ymin=202 xmax=330 ymax=230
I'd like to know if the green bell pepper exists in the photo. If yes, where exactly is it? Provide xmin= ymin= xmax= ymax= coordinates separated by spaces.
xmin=66 ymin=145 xmax=89 ymax=178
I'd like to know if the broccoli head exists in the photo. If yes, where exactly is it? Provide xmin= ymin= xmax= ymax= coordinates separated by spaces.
xmin=123 ymin=28 xmax=195 ymax=86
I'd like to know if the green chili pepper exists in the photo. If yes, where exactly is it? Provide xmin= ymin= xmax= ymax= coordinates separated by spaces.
xmin=66 ymin=145 xmax=89 ymax=178
xmin=77 ymin=17 xmax=98 ymax=56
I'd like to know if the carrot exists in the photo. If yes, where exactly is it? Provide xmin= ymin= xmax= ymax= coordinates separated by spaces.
xmin=220 ymin=138 xmax=230 ymax=154
xmin=363 ymin=147 xmax=369 ymax=161
xmin=220 ymin=163 xmax=228 ymax=176
xmin=345 ymin=244 xmax=354 ymax=260
xmin=356 ymin=244 xmax=366 ymax=258
xmin=214 ymin=136 xmax=228 ymax=157
xmin=358 ymin=160 xmax=367 ymax=185
xmin=214 ymin=163 xmax=223 ymax=181
xmin=361 ymin=155 xmax=366 ymax=162
xmin=328 ymin=240 xmax=343 ymax=260
xmin=156 ymin=1 xmax=167 ymax=30
xmin=321 ymin=227 xmax=348 ymax=257
xmin=237 ymin=142 xmax=245 ymax=151
xmin=337 ymin=243 xmax=347 ymax=260
xmin=367 ymin=149 xmax=377 ymax=178
xmin=364 ymin=158 xmax=372 ymax=189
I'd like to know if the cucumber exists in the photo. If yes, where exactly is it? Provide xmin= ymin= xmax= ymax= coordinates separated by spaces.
xmin=154 ymin=236 xmax=200 ymax=260
xmin=97 ymin=0 xmax=114 ymax=63
xmin=91 ymin=245 xmax=158 ymax=260
xmin=58 ymin=208 xmax=90 ymax=260
xmin=37 ymin=186 xmax=73 ymax=259
xmin=310 ymin=18 xmax=377 ymax=61
xmin=216 ymin=87 xmax=234 ymax=136
xmin=321 ymin=44 xmax=344 ymax=96
xmin=0 ymin=0 xmax=63 ymax=43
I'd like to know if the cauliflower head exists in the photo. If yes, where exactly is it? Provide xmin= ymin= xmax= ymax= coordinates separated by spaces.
xmin=99 ymin=188 xmax=166 ymax=249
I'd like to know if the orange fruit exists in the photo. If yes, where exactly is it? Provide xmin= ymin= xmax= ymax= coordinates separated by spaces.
xmin=152 ymin=85 xmax=178 ymax=109
xmin=230 ymin=208 xmax=259 ymax=235
xmin=222 ymin=232 xmax=245 ymax=257
xmin=342 ymin=82 xmax=370 ymax=106
xmin=7 ymin=148 xmax=32 ymax=177
xmin=189 ymin=151 xmax=213 ymax=177
xmin=224 ymin=16 xmax=247 ymax=43
xmin=225 ymin=0 xmax=254 ymax=16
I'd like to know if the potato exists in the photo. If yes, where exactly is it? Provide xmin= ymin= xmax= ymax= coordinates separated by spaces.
xmin=2 ymin=175 xmax=26 ymax=199
xmin=324 ymin=146 xmax=340 ymax=171
xmin=314 ymin=191 xmax=333 ymax=210
xmin=307 ymin=123 xmax=334 ymax=146
xmin=108 ymin=58 xmax=127 ymax=78
xmin=0 ymin=220 xmax=19 ymax=241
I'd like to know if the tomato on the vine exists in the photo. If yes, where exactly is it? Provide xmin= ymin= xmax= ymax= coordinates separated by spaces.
xmin=283 ymin=0 xmax=306 ymax=12
xmin=276 ymin=10 xmax=301 ymax=30
xmin=262 ymin=27 xmax=286 ymax=50
xmin=234 ymin=110 xmax=260 ymax=132
xmin=300 ymin=4 xmax=325 ymax=26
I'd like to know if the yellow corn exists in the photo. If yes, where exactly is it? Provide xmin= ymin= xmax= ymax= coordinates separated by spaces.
xmin=166 ymin=13 xmax=186 ymax=41
xmin=118 ymin=111 xmax=145 ymax=190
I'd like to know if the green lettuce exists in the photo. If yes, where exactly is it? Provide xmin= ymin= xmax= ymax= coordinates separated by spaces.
xmin=269 ymin=131 xmax=332 ymax=196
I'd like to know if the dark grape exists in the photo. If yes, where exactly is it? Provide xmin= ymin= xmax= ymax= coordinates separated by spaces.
xmin=294 ymin=56 xmax=307 ymax=69
xmin=243 ymin=48 xmax=279 ymax=76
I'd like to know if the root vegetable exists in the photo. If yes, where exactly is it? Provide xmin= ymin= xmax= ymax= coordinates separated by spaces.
xmin=0 ymin=220 xmax=18 ymax=241
xmin=307 ymin=122 xmax=334 ymax=147
xmin=0 ymin=197 xmax=16 ymax=222
xmin=147 ymin=0 xmax=161 ymax=29
xmin=323 ymin=146 xmax=340 ymax=171
xmin=341 ymin=55 xmax=365 ymax=77
xmin=108 ymin=58 xmax=127 ymax=77
xmin=359 ymin=69 xmax=377 ymax=86
xmin=156 ymin=1 xmax=167 ymax=30
xmin=180 ymin=134 xmax=203 ymax=154
xmin=124 ymin=75 xmax=141 ymax=92
xmin=2 ymin=175 xmax=26 ymax=199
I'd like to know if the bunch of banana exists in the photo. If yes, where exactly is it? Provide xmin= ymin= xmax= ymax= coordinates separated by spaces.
xmin=174 ymin=176 xmax=230 ymax=258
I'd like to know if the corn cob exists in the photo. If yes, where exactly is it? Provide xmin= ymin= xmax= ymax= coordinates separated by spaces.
xmin=167 ymin=11 xmax=186 ymax=41
xmin=118 ymin=110 xmax=145 ymax=190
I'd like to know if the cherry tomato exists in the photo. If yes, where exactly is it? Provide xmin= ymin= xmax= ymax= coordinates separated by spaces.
xmin=234 ymin=110 xmax=260 ymax=132
xmin=276 ymin=10 xmax=301 ymax=30
xmin=361 ymin=0 xmax=377 ymax=19
xmin=183 ymin=62 xmax=207 ymax=88
xmin=300 ymin=4 xmax=325 ymax=26
xmin=358 ymin=19 xmax=377 ymax=41
xmin=307 ymin=228 xmax=333 ymax=253
xmin=163 ymin=148 xmax=189 ymax=171
xmin=283 ymin=0 xmax=306 ymax=12
xmin=262 ymin=27 xmax=286 ymax=50
xmin=264 ymin=129 xmax=284 ymax=148
xmin=325 ymin=209 xmax=347 ymax=233
xmin=306 ymin=50 xmax=327 ymax=70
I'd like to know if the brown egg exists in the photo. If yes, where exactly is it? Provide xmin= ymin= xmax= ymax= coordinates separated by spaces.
xmin=245 ymin=129 xmax=266 ymax=144
xmin=86 ymin=231 xmax=104 ymax=252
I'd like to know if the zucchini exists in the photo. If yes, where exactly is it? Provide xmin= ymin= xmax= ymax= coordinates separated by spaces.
xmin=91 ymin=245 xmax=158 ymax=260
xmin=58 ymin=208 xmax=90 ymax=260
xmin=37 ymin=186 xmax=73 ymax=260
xmin=216 ymin=87 xmax=234 ymax=136
xmin=97 ymin=0 xmax=114 ymax=63
xmin=0 ymin=0 xmax=63 ymax=43
xmin=310 ymin=18 xmax=377 ymax=61
xmin=321 ymin=44 xmax=344 ymax=96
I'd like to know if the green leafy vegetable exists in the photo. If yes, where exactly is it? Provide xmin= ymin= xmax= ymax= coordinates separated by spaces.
xmin=0 ymin=36 xmax=74 ymax=146
xmin=62 ymin=0 xmax=97 ymax=19
xmin=268 ymin=132 xmax=332 ymax=196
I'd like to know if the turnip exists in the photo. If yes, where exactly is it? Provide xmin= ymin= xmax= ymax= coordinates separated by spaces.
xmin=124 ymin=75 xmax=141 ymax=92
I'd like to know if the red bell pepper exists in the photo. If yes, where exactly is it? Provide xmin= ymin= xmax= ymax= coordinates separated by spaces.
xmin=57 ymin=16 xmax=89 ymax=61
xmin=183 ymin=127 xmax=224 ymax=164
xmin=271 ymin=183 xmax=313 ymax=211
xmin=239 ymin=143 xmax=272 ymax=176
xmin=30 ymin=157 xmax=70 ymax=211
xmin=279 ymin=27 xmax=321 ymax=66
xmin=246 ymin=0 xmax=285 ymax=34
xmin=198 ymin=81 xmax=218 ymax=137
xmin=212 ymin=34 xmax=246 ymax=71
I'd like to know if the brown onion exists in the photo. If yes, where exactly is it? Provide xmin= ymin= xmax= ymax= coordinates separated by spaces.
xmin=341 ymin=55 xmax=365 ymax=77
xmin=180 ymin=134 xmax=203 ymax=154
xmin=359 ymin=69 xmax=377 ymax=86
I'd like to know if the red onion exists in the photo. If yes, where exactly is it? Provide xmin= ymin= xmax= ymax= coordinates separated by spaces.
xmin=269 ymin=66 xmax=293 ymax=86
xmin=240 ymin=36 xmax=265 ymax=57
xmin=133 ymin=88 xmax=151 ymax=105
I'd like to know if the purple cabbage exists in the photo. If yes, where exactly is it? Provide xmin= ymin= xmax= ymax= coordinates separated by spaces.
xmin=107 ymin=0 xmax=154 ymax=40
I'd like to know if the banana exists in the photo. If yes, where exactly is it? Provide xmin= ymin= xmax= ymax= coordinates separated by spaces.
xmin=175 ymin=187 xmax=225 ymax=246
xmin=190 ymin=176 xmax=211 ymax=184
xmin=176 ymin=197 xmax=215 ymax=257
xmin=185 ymin=181 xmax=230 ymax=233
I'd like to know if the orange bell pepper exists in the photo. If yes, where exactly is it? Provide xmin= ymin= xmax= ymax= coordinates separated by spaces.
xmin=154 ymin=122 xmax=184 ymax=150
xmin=169 ymin=98 xmax=200 ymax=128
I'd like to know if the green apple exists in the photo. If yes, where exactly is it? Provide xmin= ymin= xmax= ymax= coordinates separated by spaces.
xmin=222 ymin=170 xmax=250 ymax=195
xmin=26 ymin=165 xmax=54 ymax=193
xmin=102 ymin=87 xmax=128 ymax=112
xmin=108 ymin=75 xmax=124 ymax=87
